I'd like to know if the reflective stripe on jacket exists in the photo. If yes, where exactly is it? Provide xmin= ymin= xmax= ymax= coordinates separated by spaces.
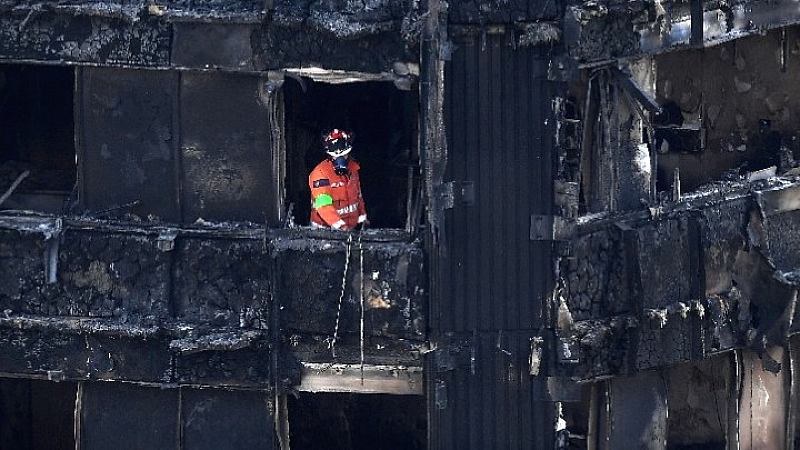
xmin=308 ymin=159 xmax=366 ymax=229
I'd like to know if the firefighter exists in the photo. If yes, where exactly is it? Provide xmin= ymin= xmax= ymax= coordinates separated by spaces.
xmin=308 ymin=128 xmax=368 ymax=230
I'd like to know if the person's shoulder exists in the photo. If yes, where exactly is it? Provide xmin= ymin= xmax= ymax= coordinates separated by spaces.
xmin=349 ymin=159 xmax=361 ymax=170
xmin=310 ymin=160 xmax=329 ymax=175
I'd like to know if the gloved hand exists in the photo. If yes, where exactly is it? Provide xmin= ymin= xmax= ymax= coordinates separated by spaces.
xmin=356 ymin=220 xmax=370 ymax=231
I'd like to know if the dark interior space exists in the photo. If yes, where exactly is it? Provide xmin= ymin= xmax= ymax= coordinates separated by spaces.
xmin=0 ymin=64 xmax=75 ymax=213
xmin=0 ymin=378 xmax=77 ymax=450
xmin=560 ymin=388 xmax=591 ymax=449
xmin=288 ymin=392 xmax=426 ymax=450
xmin=651 ymin=27 xmax=800 ymax=194
xmin=283 ymin=78 xmax=420 ymax=230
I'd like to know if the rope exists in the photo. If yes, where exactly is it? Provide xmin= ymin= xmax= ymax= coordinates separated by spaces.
xmin=329 ymin=233 xmax=353 ymax=358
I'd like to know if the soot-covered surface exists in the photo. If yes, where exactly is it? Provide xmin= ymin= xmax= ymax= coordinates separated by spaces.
xmin=557 ymin=177 xmax=800 ymax=380
xmin=0 ymin=215 xmax=426 ymax=388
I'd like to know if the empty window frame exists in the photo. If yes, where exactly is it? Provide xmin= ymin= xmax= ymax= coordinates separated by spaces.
xmin=0 ymin=64 xmax=76 ymax=213
xmin=283 ymin=77 xmax=420 ymax=231
xmin=287 ymin=392 xmax=426 ymax=450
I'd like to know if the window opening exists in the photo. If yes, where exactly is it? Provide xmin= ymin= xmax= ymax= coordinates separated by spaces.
xmin=0 ymin=378 xmax=77 ymax=450
xmin=287 ymin=392 xmax=426 ymax=450
xmin=283 ymin=77 xmax=420 ymax=231
xmin=649 ymin=28 xmax=800 ymax=197
xmin=0 ymin=64 xmax=76 ymax=213
xmin=567 ymin=27 xmax=800 ymax=216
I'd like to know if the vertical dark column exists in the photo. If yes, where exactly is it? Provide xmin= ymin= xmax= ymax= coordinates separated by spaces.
xmin=691 ymin=0 xmax=704 ymax=47
xmin=428 ymin=21 xmax=561 ymax=449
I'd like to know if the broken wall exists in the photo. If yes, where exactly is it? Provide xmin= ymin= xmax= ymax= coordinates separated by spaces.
xmin=560 ymin=179 xmax=800 ymax=380
xmin=656 ymin=27 xmax=800 ymax=190
xmin=0 ymin=216 xmax=426 ymax=387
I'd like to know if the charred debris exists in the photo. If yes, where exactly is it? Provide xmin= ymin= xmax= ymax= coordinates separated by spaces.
xmin=3 ymin=0 xmax=800 ymax=448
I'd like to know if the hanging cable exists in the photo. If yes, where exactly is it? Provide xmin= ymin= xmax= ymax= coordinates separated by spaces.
xmin=329 ymin=233 xmax=353 ymax=358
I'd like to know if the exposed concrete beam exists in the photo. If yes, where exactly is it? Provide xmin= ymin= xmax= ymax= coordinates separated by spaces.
xmin=757 ymin=184 xmax=800 ymax=217
xmin=297 ymin=363 xmax=423 ymax=395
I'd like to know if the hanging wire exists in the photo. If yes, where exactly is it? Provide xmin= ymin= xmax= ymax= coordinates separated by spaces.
xmin=329 ymin=233 xmax=353 ymax=358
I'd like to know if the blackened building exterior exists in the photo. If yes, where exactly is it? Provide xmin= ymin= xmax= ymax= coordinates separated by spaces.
xmin=3 ymin=0 xmax=800 ymax=448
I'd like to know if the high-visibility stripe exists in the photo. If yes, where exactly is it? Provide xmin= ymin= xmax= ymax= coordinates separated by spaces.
xmin=336 ymin=203 xmax=359 ymax=215
xmin=313 ymin=193 xmax=333 ymax=209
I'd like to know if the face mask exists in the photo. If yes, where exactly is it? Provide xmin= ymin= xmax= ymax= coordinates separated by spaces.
xmin=332 ymin=156 xmax=349 ymax=175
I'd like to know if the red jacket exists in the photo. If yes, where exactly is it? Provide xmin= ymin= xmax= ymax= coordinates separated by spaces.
xmin=309 ymin=159 xmax=367 ymax=229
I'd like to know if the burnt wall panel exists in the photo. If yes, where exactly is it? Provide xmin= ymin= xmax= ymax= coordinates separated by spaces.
xmin=59 ymin=229 xmax=171 ymax=320
xmin=0 ymin=323 xmax=275 ymax=387
xmin=256 ymin=0 xmax=415 ymax=73
xmin=172 ymin=23 xmax=256 ymax=70
xmin=569 ymin=321 xmax=635 ymax=379
xmin=561 ymin=230 xmax=630 ymax=320
xmin=637 ymin=217 xmax=693 ymax=310
xmin=765 ymin=209 xmax=800 ymax=270
xmin=276 ymin=235 xmax=426 ymax=341
xmin=181 ymin=388 xmax=275 ymax=449
xmin=0 ymin=228 xmax=48 ymax=313
xmin=0 ymin=328 xmax=173 ymax=381
xmin=180 ymin=71 xmax=276 ymax=224
xmin=255 ymin=25 xmax=413 ymax=73
xmin=80 ymin=382 xmax=179 ymax=449
xmin=174 ymin=237 xmax=271 ymax=327
xmin=700 ymin=197 xmax=750 ymax=297
xmin=0 ymin=14 xmax=171 ymax=66
xmin=0 ymin=225 xmax=170 ymax=320
xmin=448 ymin=0 xmax=559 ymax=23
xmin=0 ymin=217 xmax=425 ymax=385
xmin=173 ymin=347 xmax=271 ymax=386
xmin=630 ymin=215 xmax=704 ymax=369
xmin=79 ymin=67 xmax=180 ymax=222
xmin=637 ymin=318 xmax=695 ymax=370
xmin=0 ymin=328 xmax=87 ymax=378
xmin=162 ymin=0 xmax=263 ymax=17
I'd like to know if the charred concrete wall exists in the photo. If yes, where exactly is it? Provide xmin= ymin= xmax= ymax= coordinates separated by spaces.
xmin=558 ymin=179 xmax=800 ymax=381
xmin=0 ymin=0 xmax=417 ymax=73
xmin=566 ymin=0 xmax=800 ymax=64
xmin=447 ymin=0 xmax=559 ymax=23
xmin=0 ymin=216 xmax=426 ymax=389
xmin=655 ymin=27 xmax=800 ymax=190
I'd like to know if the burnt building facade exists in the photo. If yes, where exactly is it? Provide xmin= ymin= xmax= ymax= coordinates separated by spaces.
xmin=3 ymin=0 xmax=800 ymax=448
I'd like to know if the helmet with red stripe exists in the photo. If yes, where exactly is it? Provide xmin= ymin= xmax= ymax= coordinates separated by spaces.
xmin=323 ymin=128 xmax=352 ymax=158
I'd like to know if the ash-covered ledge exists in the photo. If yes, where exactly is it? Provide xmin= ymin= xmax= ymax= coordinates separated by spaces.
xmin=297 ymin=363 xmax=423 ymax=395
